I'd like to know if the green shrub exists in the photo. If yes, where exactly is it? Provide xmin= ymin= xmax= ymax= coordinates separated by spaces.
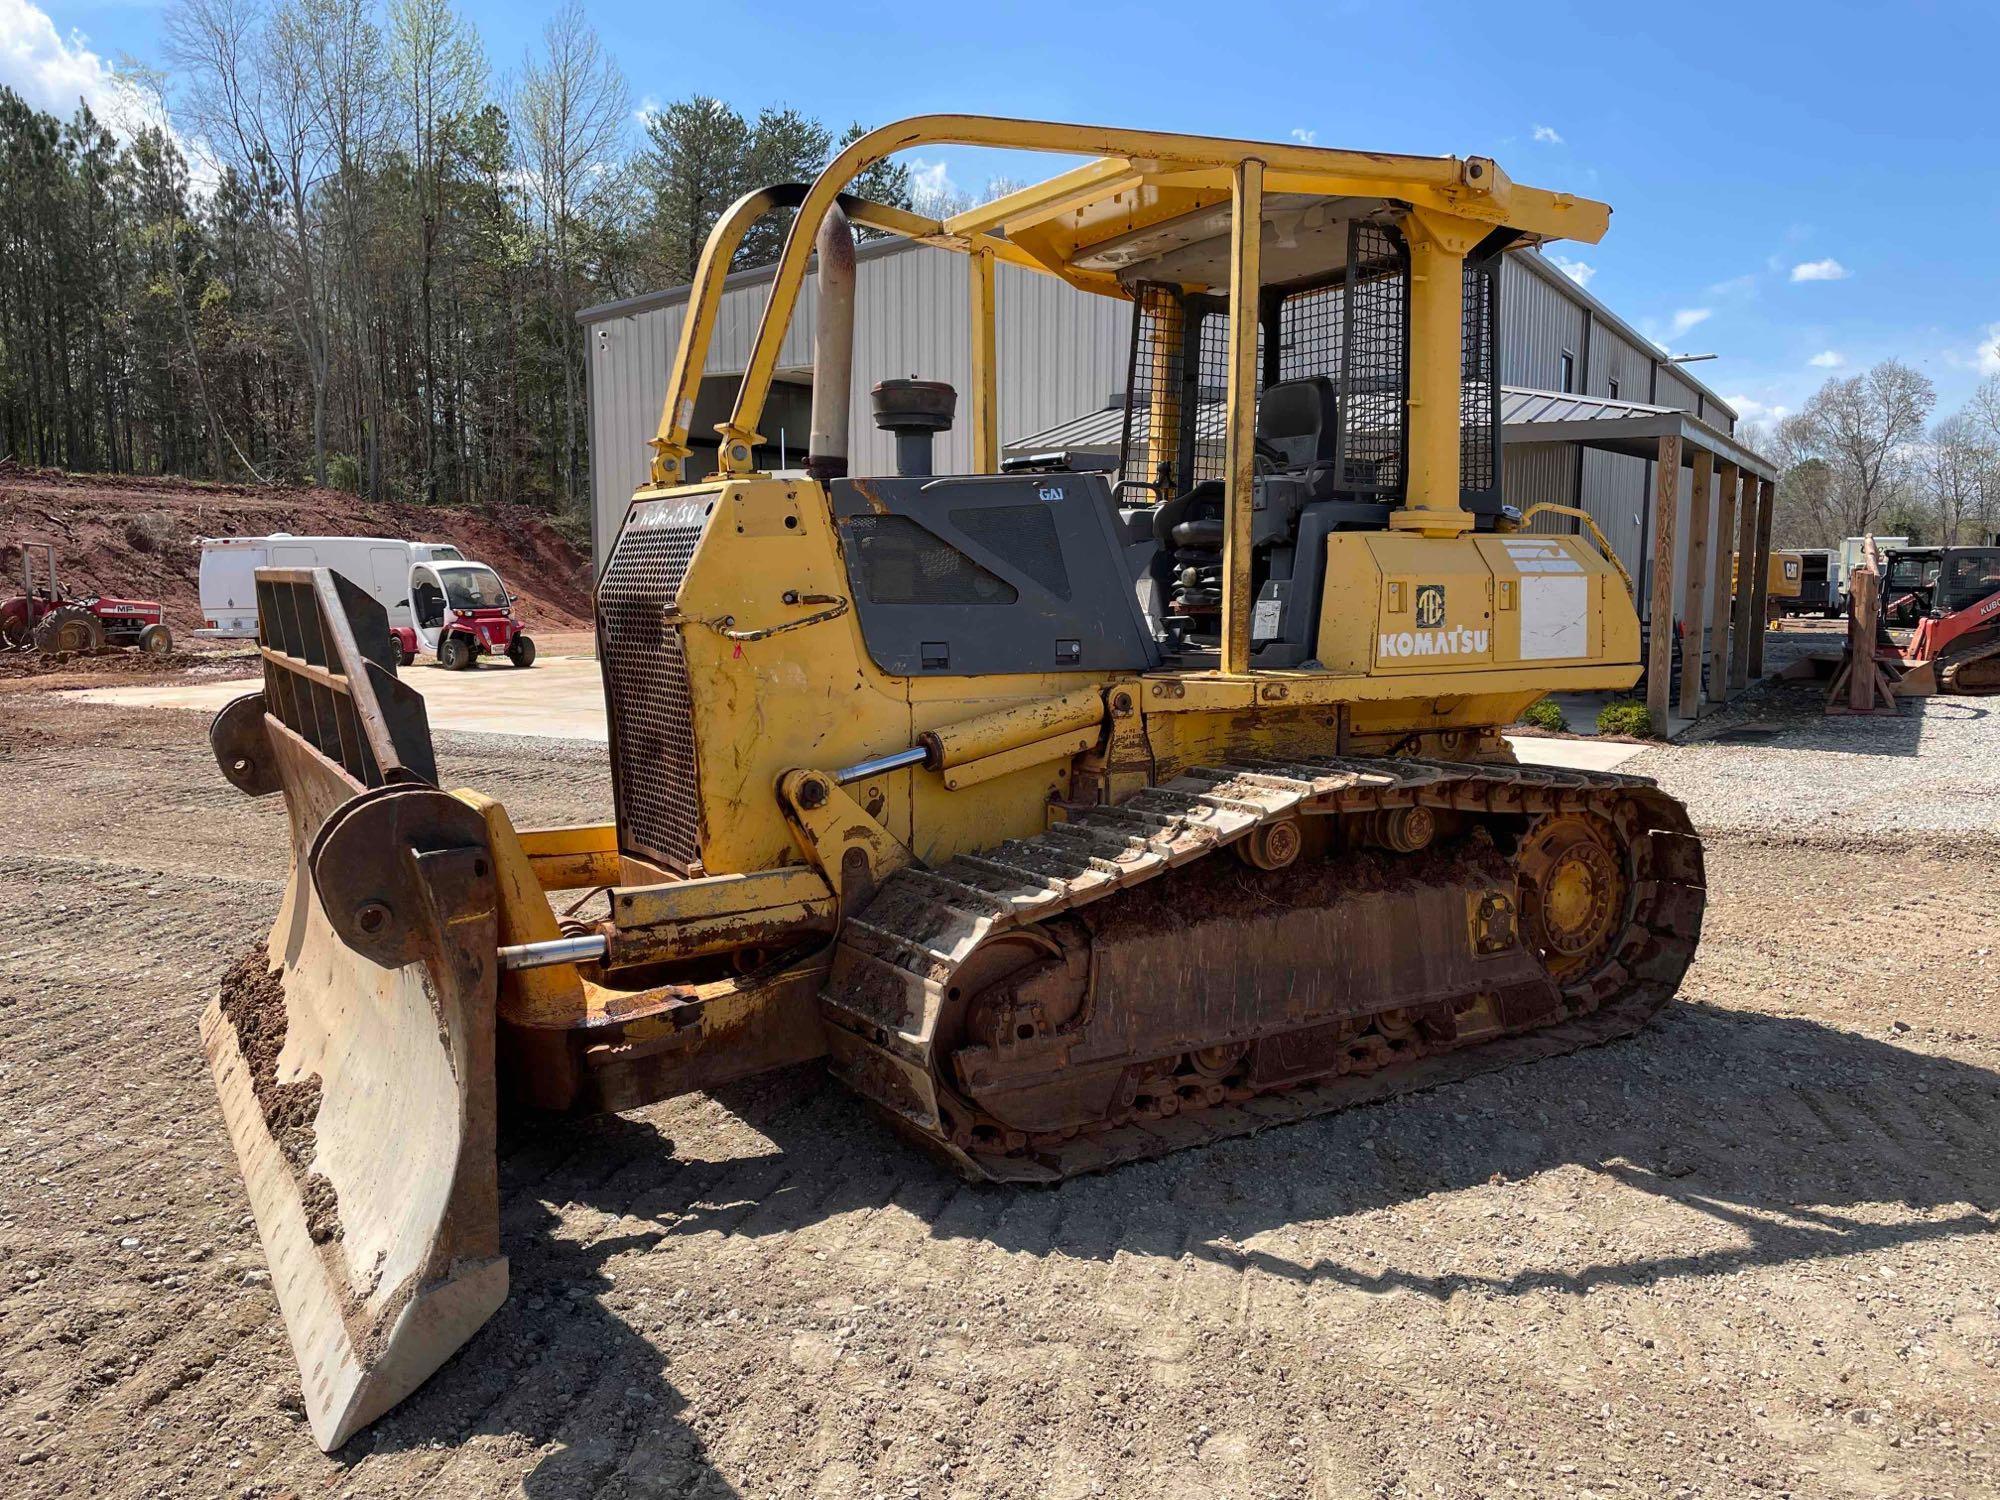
xmin=1516 ymin=697 xmax=1566 ymax=733
xmin=327 ymin=453 xmax=362 ymax=494
xmin=1596 ymin=699 xmax=1658 ymax=739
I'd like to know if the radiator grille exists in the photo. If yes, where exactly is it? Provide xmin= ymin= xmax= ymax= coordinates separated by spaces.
xmin=599 ymin=494 xmax=713 ymax=872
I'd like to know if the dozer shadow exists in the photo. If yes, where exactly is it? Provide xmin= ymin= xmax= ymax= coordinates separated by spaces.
xmin=534 ymin=1003 xmax=1998 ymax=1310
xmin=333 ymin=1116 xmax=740 ymax=1499
xmin=336 ymin=1004 xmax=1996 ymax=1488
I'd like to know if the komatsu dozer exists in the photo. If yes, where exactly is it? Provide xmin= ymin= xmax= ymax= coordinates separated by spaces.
xmin=201 ymin=117 xmax=1705 ymax=1448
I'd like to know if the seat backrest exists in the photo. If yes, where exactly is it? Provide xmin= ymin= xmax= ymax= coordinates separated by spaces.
xmin=1257 ymin=377 xmax=1338 ymax=470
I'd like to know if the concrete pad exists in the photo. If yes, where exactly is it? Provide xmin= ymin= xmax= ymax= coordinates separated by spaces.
xmin=81 ymin=660 xmax=1651 ymax=767
xmin=1503 ymin=733 xmax=1648 ymax=773
xmin=73 ymin=653 xmax=611 ymax=741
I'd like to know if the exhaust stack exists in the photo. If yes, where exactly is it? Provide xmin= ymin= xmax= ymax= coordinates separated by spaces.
xmin=805 ymin=205 xmax=855 ymax=480
xmin=872 ymin=378 xmax=958 ymax=477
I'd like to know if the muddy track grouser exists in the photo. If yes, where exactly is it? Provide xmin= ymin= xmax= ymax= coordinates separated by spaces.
xmin=200 ymin=117 xmax=1705 ymax=1448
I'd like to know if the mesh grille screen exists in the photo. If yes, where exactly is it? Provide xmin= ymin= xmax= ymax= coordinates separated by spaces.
xmin=1337 ymin=221 xmax=1407 ymax=495
xmin=949 ymin=505 xmax=1071 ymax=599
xmin=599 ymin=495 xmax=710 ymax=872
xmin=1276 ymin=283 xmax=1343 ymax=383
xmin=844 ymin=515 xmax=1018 ymax=605
xmin=1460 ymin=256 xmax=1499 ymax=496
xmin=1118 ymin=284 xmax=1185 ymax=494
xmin=1189 ymin=310 xmax=1249 ymax=485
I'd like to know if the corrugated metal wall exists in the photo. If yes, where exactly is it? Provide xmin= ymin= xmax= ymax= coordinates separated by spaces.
xmin=1498 ymin=259 xmax=1586 ymax=389
xmin=586 ymin=249 xmax=1128 ymax=564
xmin=587 ymin=244 xmax=1738 ymax=576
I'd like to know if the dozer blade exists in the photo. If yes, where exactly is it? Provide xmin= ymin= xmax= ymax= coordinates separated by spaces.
xmin=203 ymin=568 xmax=506 ymax=1450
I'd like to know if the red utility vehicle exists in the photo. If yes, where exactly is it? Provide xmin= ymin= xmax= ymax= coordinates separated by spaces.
xmin=1 ymin=540 xmax=172 ymax=655
xmin=393 ymin=558 xmax=535 ymax=670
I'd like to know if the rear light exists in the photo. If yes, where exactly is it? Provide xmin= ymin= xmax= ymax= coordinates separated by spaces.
xmin=205 ymin=618 xmax=218 ymax=629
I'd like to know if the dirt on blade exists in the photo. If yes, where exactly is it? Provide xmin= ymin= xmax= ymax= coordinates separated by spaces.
xmin=215 ymin=949 xmax=339 ymax=1245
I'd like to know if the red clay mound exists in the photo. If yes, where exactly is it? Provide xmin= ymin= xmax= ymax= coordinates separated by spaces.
xmin=0 ymin=464 xmax=593 ymax=631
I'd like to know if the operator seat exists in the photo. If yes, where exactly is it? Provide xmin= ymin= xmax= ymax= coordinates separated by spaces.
xmin=1255 ymin=375 xmax=1340 ymax=474
xmin=1149 ymin=377 xmax=1340 ymax=625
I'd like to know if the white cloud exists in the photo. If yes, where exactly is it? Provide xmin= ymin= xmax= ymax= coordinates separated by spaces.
xmin=1808 ymin=349 xmax=1844 ymax=368
xmin=909 ymin=157 xmax=955 ymax=203
xmin=632 ymin=95 xmax=661 ymax=125
xmin=0 ymin=0 xmax=152 ymax=130
xmin=1551 ymin=254 xmax=1595 ymax=288
xmin=1790 ymin=257 xmax=1850 ymax=282
xmin=1290 ymin=127 xmax=1316 ymax=146
xmin=1979 ymin=323 xmax=2000 ymax=376
xmin=1531 ymin=124 xmax=1563 ymax=144
xmin=1706 ymin=273 xmax=1758 ymax=298
xmin=1725 ymin=394 xmax=1792 ymax=423
xmin=1670 ymin=307 xmax=1712 ymax=336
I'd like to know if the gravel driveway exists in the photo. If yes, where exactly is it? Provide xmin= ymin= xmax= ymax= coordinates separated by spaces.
xmin=2 ymin=686 xmax=1996 ymax=1500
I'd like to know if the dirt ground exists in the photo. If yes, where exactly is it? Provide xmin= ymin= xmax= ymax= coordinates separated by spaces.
xmin=2 ymin=684 xmax=1997 ymax=1500
xmin=0 ymin=463 xmax=593 ymax=632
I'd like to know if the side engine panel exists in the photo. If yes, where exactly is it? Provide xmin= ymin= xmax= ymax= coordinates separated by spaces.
xmin=829 ymin=474 xmax=1161 ymax=678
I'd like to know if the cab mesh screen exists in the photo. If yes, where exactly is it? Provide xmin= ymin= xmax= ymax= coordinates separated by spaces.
xmin=1336 ymin=220 xmax=1408 ymax=496
xmin=1118 ymin=284 xmax=1186 ymax=495
xmin=844 ymin=515 xmax=1018 ymax=605
xmin=1460 ymin=254 xmax=1500 ymax=499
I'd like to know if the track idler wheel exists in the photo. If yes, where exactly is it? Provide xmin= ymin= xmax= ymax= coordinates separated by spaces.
xmin=1516 ymin=812 xmax=1629 ymax=979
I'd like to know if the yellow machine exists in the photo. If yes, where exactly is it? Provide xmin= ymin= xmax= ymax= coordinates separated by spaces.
xmin=1736 ymin=548 xmax=1803 ymax=601
xmin=201 ymin=116 xmax=1705 ymax=1448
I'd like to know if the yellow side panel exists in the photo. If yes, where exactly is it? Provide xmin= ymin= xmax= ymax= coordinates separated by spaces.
xmin=670 ymin=477 xmax=1127 ymax=875
xmin=1476 ymin=534 xmax=1600 ymax=667
xmin=1316 ymin=531 xmax=1638 ymax=678
xmin=673 ymin=478 xmax=913 ymax=874
xmin=905 ymin=672 xmax=1111 ymax=865
xmin=1773 ymin=551 xmax=1804 ymax=599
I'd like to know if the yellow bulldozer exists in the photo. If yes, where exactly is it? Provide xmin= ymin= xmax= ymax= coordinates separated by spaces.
xmin=200 ymin=116 xmax=1705 ymax=1449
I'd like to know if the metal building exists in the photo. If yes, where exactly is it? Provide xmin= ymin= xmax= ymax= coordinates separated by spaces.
xmin=580 ymin=242 xmax=1760 ymax=599
xmin=582 ymin=240 xmax=1127 ymax=561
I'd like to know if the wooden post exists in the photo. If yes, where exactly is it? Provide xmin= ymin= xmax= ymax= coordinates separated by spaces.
xmin=1747 ymin=476 xmax=1776 ymax=679
xmin=1219 ymin=158 xmax=1264 ymax=676
xmin=1707 ymin=462 xmax=1739 ymax=703
xmin=967 ymin=247 xmax=998 ymax=475
xmin=1646 ymin=433 xmax=1681 ymax=735
xmin=1825 ymin=554 xmax=1899 ymax=715
xmin=1729 ymin=469 xmax=1760 ymax=691
xmin=1678 ymin=448 xmax=1714 ymax=719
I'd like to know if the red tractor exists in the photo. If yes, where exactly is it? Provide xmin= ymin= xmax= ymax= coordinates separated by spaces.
xmin=1 ymin=541 xmax=173 ymax=656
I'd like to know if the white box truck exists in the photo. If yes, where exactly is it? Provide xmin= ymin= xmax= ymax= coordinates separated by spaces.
xmin=1832 ymin=534 xmax=1909 ymax=616
xmin=196 ymin=535 xmax=464 ymax=639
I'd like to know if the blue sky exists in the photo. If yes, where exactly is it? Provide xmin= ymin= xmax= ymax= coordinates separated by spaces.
xmin=11 ymin=0 xmax=1999 ymax=429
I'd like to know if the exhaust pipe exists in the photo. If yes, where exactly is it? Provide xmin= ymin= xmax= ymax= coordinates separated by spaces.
xmin=805 ymin=204 xmax=855 ymax=480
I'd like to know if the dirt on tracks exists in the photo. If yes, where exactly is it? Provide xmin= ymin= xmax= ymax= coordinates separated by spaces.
xmin=1 ymin=692 xmax=1997 ymax=1499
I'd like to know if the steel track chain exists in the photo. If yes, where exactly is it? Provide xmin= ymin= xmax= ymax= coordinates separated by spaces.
xmin=823 ymin=755 xmax=1705 ymax=1183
